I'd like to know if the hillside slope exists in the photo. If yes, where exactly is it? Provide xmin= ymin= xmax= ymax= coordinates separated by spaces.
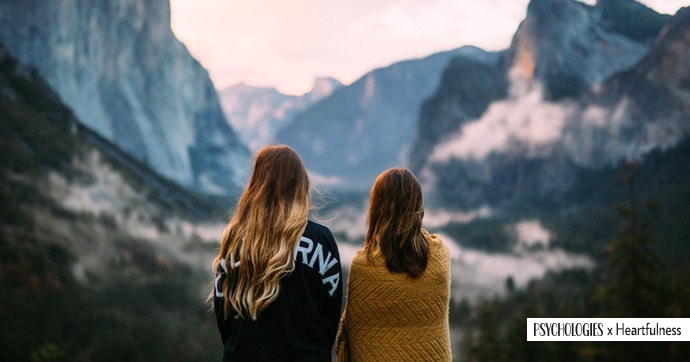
xmin=0 ymin=44 xmax=225 ymax=361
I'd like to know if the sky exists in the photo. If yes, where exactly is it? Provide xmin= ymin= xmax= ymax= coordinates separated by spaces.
xmin=170 ymin=0 xmax=688 ymax=95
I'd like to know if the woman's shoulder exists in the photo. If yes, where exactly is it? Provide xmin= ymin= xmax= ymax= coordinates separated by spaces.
xmin=304 ymin=220 xmax=337 ymax=244
xmin=422 ymin=228 xmax=445 ymax=247
xmin=422 ymin=228 xmax=450 ymax=258
xmin=305 ymin=220 xmax=332 ymax=235
xmin=350 ymin=247 xmax=368 ymax=264
xmin=301 ymin=220 xmax=341 ymax=258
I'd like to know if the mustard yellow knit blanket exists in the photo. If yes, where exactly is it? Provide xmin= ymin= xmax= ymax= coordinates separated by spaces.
xmin=336 ymin=229 xmax=452 ymax=361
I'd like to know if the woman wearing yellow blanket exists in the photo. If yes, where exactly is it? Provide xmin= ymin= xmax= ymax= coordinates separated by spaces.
xmin=337 ymin=167 xmax=452 ymax=361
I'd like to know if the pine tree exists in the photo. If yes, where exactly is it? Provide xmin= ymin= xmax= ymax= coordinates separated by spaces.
xmin=597 ymin=162 xmax=661 ymax=317
xmin=475 ymin=300 xmax=506 ymax=362
xmin=596 ymin=162 xmax=663 ymax=361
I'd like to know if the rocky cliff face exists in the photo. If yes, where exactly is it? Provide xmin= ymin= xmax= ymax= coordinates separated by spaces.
xmin=413 ymin=0 xmax=687 ymax=208
xmin=564 ymin=5 xmax=690 ymax=167
xmin=0 ymin=0 xmax=249 ymax=194
xmin=276 ymin=47 xmax=480 ymax=189
xmin=504 ymin=0 xmax=654 ymax=100
xmin=408 ymin=50 xmax=507 ymax=171
xmin=219 ymin=77 xmax=342 ymax=151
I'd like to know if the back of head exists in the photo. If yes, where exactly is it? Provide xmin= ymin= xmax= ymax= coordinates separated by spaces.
xmin=215 ymin=145 xmax=310 ymax=320
xmin=365 ymin=168 xmax=428 ymax=278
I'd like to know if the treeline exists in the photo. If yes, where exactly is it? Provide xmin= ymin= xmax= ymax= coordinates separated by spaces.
xmin=0 ymin=224 xmax=220 ymax=361
xmin=450 ymin=140 xmax=690 ymax=361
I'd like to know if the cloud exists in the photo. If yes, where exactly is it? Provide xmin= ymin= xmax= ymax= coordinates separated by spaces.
xmin=423 ymin=206 xmax=493 ymax=228
xmin=308 ymin=170 xmax=344 ymax=186
xmin=438 ymin=230 xmax=594 ymax=300
xmin=430 ymin=83 xmax=575 ymax=162
xmin=510 ymin=219 xmax=551 ymax=248
xmin=319 ymin=202 xmax=592 ymax=300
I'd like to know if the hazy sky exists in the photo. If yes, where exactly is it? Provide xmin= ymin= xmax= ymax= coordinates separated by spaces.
xmin=170 ymin=0 xmax=688 ymax=95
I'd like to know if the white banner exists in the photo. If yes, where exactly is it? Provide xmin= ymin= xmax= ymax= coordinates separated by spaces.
xmin=527 ymin=318 xmax=690 ymax=341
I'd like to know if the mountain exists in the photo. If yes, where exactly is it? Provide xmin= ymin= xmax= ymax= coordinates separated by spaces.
xmin=564 ymin=4 xmax=690 ymax=168
xmin=0 ymin=0 xmax=249 ymax=194
xmin=0 ymin=43 xmax=224 ymax=360
xmin=276 ymin=47 xmax=485 ymax=189
xmin=408 ymin=52 xmax=508 ymax=172
xmin=412 ymin=0 xmax=685 ymax=208
xmin=504 ymin=0 xmax=666 ymax=100
xmin=219 ymin=77 xmax=342 ymax=151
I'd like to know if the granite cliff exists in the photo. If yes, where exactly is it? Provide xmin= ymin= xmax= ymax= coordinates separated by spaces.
xmin=0 ymin=0 xmax=249 ymax=194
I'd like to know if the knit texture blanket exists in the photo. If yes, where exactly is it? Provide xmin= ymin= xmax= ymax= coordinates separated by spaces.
xmin=336 ymin=229 xmax=451 ymax=361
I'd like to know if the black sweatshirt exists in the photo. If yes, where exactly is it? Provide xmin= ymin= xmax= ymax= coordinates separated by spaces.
xmin=214 ymin=220 xmax=343 ymax=361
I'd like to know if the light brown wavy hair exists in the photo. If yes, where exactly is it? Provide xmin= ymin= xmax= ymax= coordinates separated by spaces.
xmin=213 ymin=145 xmax=310 ymax=320
xmin=365 ymin=167 xmax=428 ymax=278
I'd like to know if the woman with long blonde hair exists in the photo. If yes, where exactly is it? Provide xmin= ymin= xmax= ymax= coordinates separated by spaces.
xmin=337 ymin=168 xmax=451 ymax=361
xmin=213 ymin=145 xmax=342 ymax=361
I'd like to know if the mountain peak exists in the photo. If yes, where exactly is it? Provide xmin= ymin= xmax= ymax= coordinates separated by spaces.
xmin=306 ymin=76 xmax=343 ymax=101
xmin=507 ymin=0 xmax=651 ymax=100
xmin=596 ymin=0 xmax=669 ymax=42
xmin=634 ymin=7 xmax=690 ymax=97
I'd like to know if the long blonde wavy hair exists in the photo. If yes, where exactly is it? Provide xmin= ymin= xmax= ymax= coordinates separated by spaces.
xmin=213 ymin=145 xmax=310 ymax=320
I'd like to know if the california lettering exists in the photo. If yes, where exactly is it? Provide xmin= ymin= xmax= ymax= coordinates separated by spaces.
xmin=294 ymin=236 xmax=340 ymax=296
